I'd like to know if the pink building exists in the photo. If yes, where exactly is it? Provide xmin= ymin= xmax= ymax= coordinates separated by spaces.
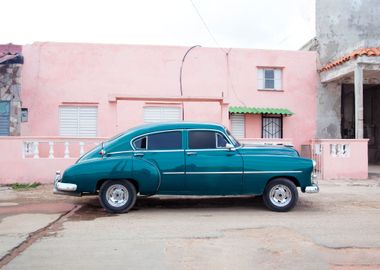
xmin=21 ymin=42 xmax=316 ymax=148
xmin=0 ymin=42 xmax=369 ymax=183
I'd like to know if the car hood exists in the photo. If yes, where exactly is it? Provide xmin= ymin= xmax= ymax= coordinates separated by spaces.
xmin=237 ymin=144 xmax=299 ymax=157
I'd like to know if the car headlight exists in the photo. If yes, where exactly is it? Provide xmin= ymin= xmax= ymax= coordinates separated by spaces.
xmin=312 ymin=160 xmax=316 ymax=169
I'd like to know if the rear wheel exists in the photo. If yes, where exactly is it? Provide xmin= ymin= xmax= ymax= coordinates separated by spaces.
xmin=263 ymin=178 xmax=298 ymax=212
xmin=99 ymin=180 xmax=137 ymax=213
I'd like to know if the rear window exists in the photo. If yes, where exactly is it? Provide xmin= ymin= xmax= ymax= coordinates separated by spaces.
xmin=133 ymin=137 xmax=147 ymax=150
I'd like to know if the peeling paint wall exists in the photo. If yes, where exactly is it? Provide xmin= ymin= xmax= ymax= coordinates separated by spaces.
xmin=316 ymin=0 xmax=380 ymax=138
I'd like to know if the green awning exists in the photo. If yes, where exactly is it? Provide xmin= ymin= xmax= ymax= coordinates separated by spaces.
xmin=229 ymin=106 xmax=294 ymax=116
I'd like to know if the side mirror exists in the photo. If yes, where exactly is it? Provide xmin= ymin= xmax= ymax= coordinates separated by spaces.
xmin=225 ymin=143 xmax=235 ymax=151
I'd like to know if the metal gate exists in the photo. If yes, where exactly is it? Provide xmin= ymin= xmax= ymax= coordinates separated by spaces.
xmin=0 ymin=101 xmax=10 ymax=136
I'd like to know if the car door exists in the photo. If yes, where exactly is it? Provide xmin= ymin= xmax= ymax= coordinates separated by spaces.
xmin=185 ymin=130 xmax=243 ymax=195
xmin=132 ymin=130 xmax=186 ymax=194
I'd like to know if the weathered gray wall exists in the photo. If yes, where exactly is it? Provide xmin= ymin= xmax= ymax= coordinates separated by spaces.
xmin=315 ymin=0 xmax=380 ymax=138
xmin=317 ymin=0 xmax=380 ymax=65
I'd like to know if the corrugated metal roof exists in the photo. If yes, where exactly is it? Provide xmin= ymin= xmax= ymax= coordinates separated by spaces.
xmin=229 ymin=106 xmax=294 ymax=116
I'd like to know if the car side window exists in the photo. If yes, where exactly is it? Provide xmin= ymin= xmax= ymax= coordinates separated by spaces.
xmin=133 ymin=136 xmax=147 ymax=150
xmin=216 ymin=133 xmax=228 ymax=148
xmin=147 ymin=131 xmax=182 ymax=150
xmin=189 ymin=131 xmax=221 ymax=149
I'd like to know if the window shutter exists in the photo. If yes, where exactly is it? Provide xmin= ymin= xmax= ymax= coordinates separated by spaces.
xmin=78 ymin=107 xmax=98 ymax=137
xmin=257 ymin=69 xmax=264 ymax=89
xmin=0 ymin=102 xmax=10 ymax=136
xmin=274 ymin=69 xmax=282 ymax=90
xmin=231 ymin=114 xmax=245 ymax=138
xmin=59 ymin=106 xmax=97 ymax=137
xmin=144 ymin=107 xmax=182 ymax=123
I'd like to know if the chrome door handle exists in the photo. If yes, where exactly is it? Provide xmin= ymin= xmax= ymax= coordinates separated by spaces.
xmin=186 ymin=151 xmax=197 ymax=156
xmin=134 ymin=152 xmax=144 ymax=157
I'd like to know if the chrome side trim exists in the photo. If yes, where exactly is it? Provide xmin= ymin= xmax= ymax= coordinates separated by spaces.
xmin=187 ymin=171 xmax=243 ymax=174
xmin=240 ymin=154 xmax=295 ymax=158
xmin=107 ymin=150 xmax=134 ymax=155
xmin=107 ymin=149 xmax=184 ymax=155
xmin=185 ymin=148 xmax=231 ymax=152
xmin=244 ymin=170 xmax=303 ymax=174
xmin=184 ymin=170 xmax=302 ymax=175
xmin=140 ymin=149 xmax=185 ymax=153
xmin=161 ymin=170 xmax=303 ymax=175
xmin=162 ymin=172 xmax=186 ymax=175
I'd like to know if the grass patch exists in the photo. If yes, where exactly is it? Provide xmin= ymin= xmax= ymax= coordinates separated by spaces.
xmin=9 ymin=182 xmax=41 ymax=190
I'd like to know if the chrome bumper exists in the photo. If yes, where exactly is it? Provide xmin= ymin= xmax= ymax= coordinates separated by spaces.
xmin=54 ymin=171 xmax=78 ymax=194
xmin=305 ymin=184 xmax=319 ymax=193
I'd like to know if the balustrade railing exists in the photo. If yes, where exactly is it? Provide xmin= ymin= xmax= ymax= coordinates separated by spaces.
xmin=22 ymin=138 xmax=106 ymax=159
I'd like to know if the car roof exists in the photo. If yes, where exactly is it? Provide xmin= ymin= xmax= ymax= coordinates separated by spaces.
xmin=126 ymin=122 xmax=226 ymax=137
xmin=105 ymin=122 xmax=228 ymax=150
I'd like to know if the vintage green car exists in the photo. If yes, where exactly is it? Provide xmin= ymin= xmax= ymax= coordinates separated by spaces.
xmin=54 ymin=122 xmax=319 ymax=212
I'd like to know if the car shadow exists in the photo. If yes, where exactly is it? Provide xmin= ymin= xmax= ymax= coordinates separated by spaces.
xmin=69 ymin=195 xmax=268 ymax=221
xmin=134 ymin=195 xmax=264 ymax=210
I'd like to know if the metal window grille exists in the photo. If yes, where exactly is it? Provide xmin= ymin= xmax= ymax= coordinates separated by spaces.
xmin=262 ymin=116 xmax=283 ymax=138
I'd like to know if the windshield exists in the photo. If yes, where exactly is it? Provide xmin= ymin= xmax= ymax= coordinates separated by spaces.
xmin=226 ymin=128 xmax=241 ymax=147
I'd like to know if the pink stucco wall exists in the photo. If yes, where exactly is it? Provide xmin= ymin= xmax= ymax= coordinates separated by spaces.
xmin=312 ymin=139 xmax=369 ymax=180
xmin=20 ymin=42 xmax=317 ymax=150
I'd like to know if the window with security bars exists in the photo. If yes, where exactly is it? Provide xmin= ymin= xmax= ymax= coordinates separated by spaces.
xmin=262 ymin=116 xmax=282 ymax=138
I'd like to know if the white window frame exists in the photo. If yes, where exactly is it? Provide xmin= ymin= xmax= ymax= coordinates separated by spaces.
xmin=257 ymin=68 xmax=282 ymax=90
xmin=59 ymin=106 xmax=98 ymax=137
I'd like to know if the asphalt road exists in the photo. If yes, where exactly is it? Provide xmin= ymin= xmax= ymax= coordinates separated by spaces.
xmin=1 ymin=179 xmax=380 ymax=270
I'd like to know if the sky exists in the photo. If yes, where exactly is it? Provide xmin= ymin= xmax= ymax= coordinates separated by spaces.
xmin=1 ymin=0 xmax=315 ymax=50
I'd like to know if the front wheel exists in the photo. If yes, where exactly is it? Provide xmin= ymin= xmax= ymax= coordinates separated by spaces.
xmin=263 ymin=178 xmax=298 ymax=212
xmin=99 ymin=180 xmax=137 ymax=213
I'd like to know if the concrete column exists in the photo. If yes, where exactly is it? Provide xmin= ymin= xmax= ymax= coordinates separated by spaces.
xmin=354 ymin=64 xmax=364 ymax=139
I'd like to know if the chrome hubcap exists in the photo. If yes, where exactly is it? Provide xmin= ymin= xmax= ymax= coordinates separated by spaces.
xmin=106 ymin=184 xmax=129 ymax=207
xmin=269 ymin=184 xmax=292 ymax=207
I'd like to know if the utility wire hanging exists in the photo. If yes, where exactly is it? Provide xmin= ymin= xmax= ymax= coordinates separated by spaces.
xmin=188 ymin=0 xmax=245 ymax=106
xmin=189 ymin=0 xmax=228 ymax=53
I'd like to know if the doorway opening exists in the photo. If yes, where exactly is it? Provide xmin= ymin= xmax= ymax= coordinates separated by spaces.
xmin=341 ymin=84 xmax=380 ymax=164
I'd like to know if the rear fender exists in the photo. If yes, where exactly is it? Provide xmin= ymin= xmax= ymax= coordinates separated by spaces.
xmin=132 ymin=157 xmax=161 ymax=195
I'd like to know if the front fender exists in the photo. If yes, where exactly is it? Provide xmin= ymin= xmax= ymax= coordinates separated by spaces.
xmin=242 ymin=155 xmax=313 ymax=194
